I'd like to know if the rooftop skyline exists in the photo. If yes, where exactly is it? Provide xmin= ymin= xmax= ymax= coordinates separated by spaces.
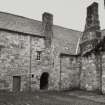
xmin=0 ymin=0 xmax=104 ymax=31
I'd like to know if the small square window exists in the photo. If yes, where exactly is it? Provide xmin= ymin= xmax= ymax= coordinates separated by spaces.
xmin=32 ymin=74 xmax=34 ymax=78
xmin=36 ymin=51 xmax=41 ymax=60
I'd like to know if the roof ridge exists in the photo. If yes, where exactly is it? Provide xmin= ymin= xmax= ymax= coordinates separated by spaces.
xmin=0 ymin=11 xmax=41 ymax=23
xmin=0 ymin=11 xmax=83 ymax=32
xmin=54 ymin=25 xmax=82 ymax=33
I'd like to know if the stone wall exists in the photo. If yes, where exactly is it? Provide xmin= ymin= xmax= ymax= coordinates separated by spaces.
xmin=102 ymin=52 xmax=105 ymax=93
xmin=0 ymin=30 xmax=51 ymax=91
xmin=0 ymin=30 xmax=30 ymax=91
xmin=48 ymin=38 xmax=64 ymax=90
xmin=60 ymin=55 xmax=80 ymax=90
xmin=30 ymin=46 xmax=51 ymax=90
xmin=80 ymin=53 xmax=100 ymax=91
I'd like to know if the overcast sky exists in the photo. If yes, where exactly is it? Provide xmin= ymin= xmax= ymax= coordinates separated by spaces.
xmin=0 ymin=0 xmax=104 ymax=31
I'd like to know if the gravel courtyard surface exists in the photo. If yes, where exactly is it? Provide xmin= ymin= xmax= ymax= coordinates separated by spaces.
xmin=0 ymin=91 xmax=105 ymax=105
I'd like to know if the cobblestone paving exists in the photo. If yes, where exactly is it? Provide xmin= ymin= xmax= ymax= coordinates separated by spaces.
xmin=0 ymin=91 xmax=105 ymax=105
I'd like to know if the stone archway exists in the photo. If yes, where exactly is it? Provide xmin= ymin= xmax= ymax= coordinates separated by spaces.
xmin=40 ymin=72 xmax=49 ymax=89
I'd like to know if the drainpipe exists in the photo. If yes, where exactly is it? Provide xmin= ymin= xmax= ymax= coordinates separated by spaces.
xmin=29 ymin=36 xmax=32 ymax=91
xmin=79 ymin=55 xmax=82 ymax=89
xmin=59 ymin=55 xmax=62 ymax=90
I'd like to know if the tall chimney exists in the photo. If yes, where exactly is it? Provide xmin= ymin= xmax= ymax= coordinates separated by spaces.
xmin=80 ymin=2 xmax=101 ymax=55
xmin=42 ymin=12 xmax=53 ymax=48
xmin=85 ymin=2 xmax=100 ymax=31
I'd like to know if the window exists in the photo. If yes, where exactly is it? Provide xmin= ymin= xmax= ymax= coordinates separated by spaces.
xmin=36 ymin=51 xmax=41 ymax=60
xmin=32 ymin=74 xmax=34 ymax=78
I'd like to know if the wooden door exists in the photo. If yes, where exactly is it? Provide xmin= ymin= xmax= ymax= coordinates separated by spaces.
xmin=13 ymin=76 xmax=21 ymax=92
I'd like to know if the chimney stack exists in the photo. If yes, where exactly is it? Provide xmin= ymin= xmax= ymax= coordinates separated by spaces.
xmin=85 ymin=2 xmax=100 ymax=31
xmin=80 ymin=2 xmax=101 ymax=55
xmin=42 ymin=12 xmax=53 ymax=48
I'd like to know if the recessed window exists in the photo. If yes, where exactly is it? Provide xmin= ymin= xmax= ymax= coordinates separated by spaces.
xmin=36 ymin=51 xmax=41 ymax=60
xmin=32 ymin=74 xmax=34 ymax=78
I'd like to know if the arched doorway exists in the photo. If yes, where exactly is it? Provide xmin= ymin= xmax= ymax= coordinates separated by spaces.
xmin=40 ymin=72 xmax=49 ymax=89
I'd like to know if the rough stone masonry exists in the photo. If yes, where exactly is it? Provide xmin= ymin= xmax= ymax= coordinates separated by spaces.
xmin=0 ymin=2 xmax=105 ymax=94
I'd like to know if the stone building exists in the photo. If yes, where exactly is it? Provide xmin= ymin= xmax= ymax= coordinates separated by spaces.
xmin=80 ymin=2 xmax=105 ymax=94
xmin=0 ymin=11 xmax=81 ymax=92
xmin=0 ymin=2 xmax=105 ymax=93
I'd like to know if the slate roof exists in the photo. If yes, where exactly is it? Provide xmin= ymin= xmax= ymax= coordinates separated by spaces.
xmin=0 ymin=12 xmax=42 ymax=35
xmin=53 ymin=26 xmax=82 ymax=54
xmin=0 ymin=12 xmax=82 ymax=54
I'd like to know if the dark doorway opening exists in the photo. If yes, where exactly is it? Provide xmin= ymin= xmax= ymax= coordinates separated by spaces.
xmin=40 ymin=72 xmax=49 ymax=89
xmin=13 ymin=76 xmax=21 ymax=92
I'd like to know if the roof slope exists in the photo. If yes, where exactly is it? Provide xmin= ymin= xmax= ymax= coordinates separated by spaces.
xmin=0 ymin=12 xmax=42 ymax=35
xmin=53 ymin=26 xmax=82 ymax=54
xmin=0 ymin=12 xmax=82 ymax=54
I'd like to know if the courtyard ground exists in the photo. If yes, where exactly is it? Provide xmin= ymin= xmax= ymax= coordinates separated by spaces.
xmin=0 ymin=90 xmax=105 ymax=105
